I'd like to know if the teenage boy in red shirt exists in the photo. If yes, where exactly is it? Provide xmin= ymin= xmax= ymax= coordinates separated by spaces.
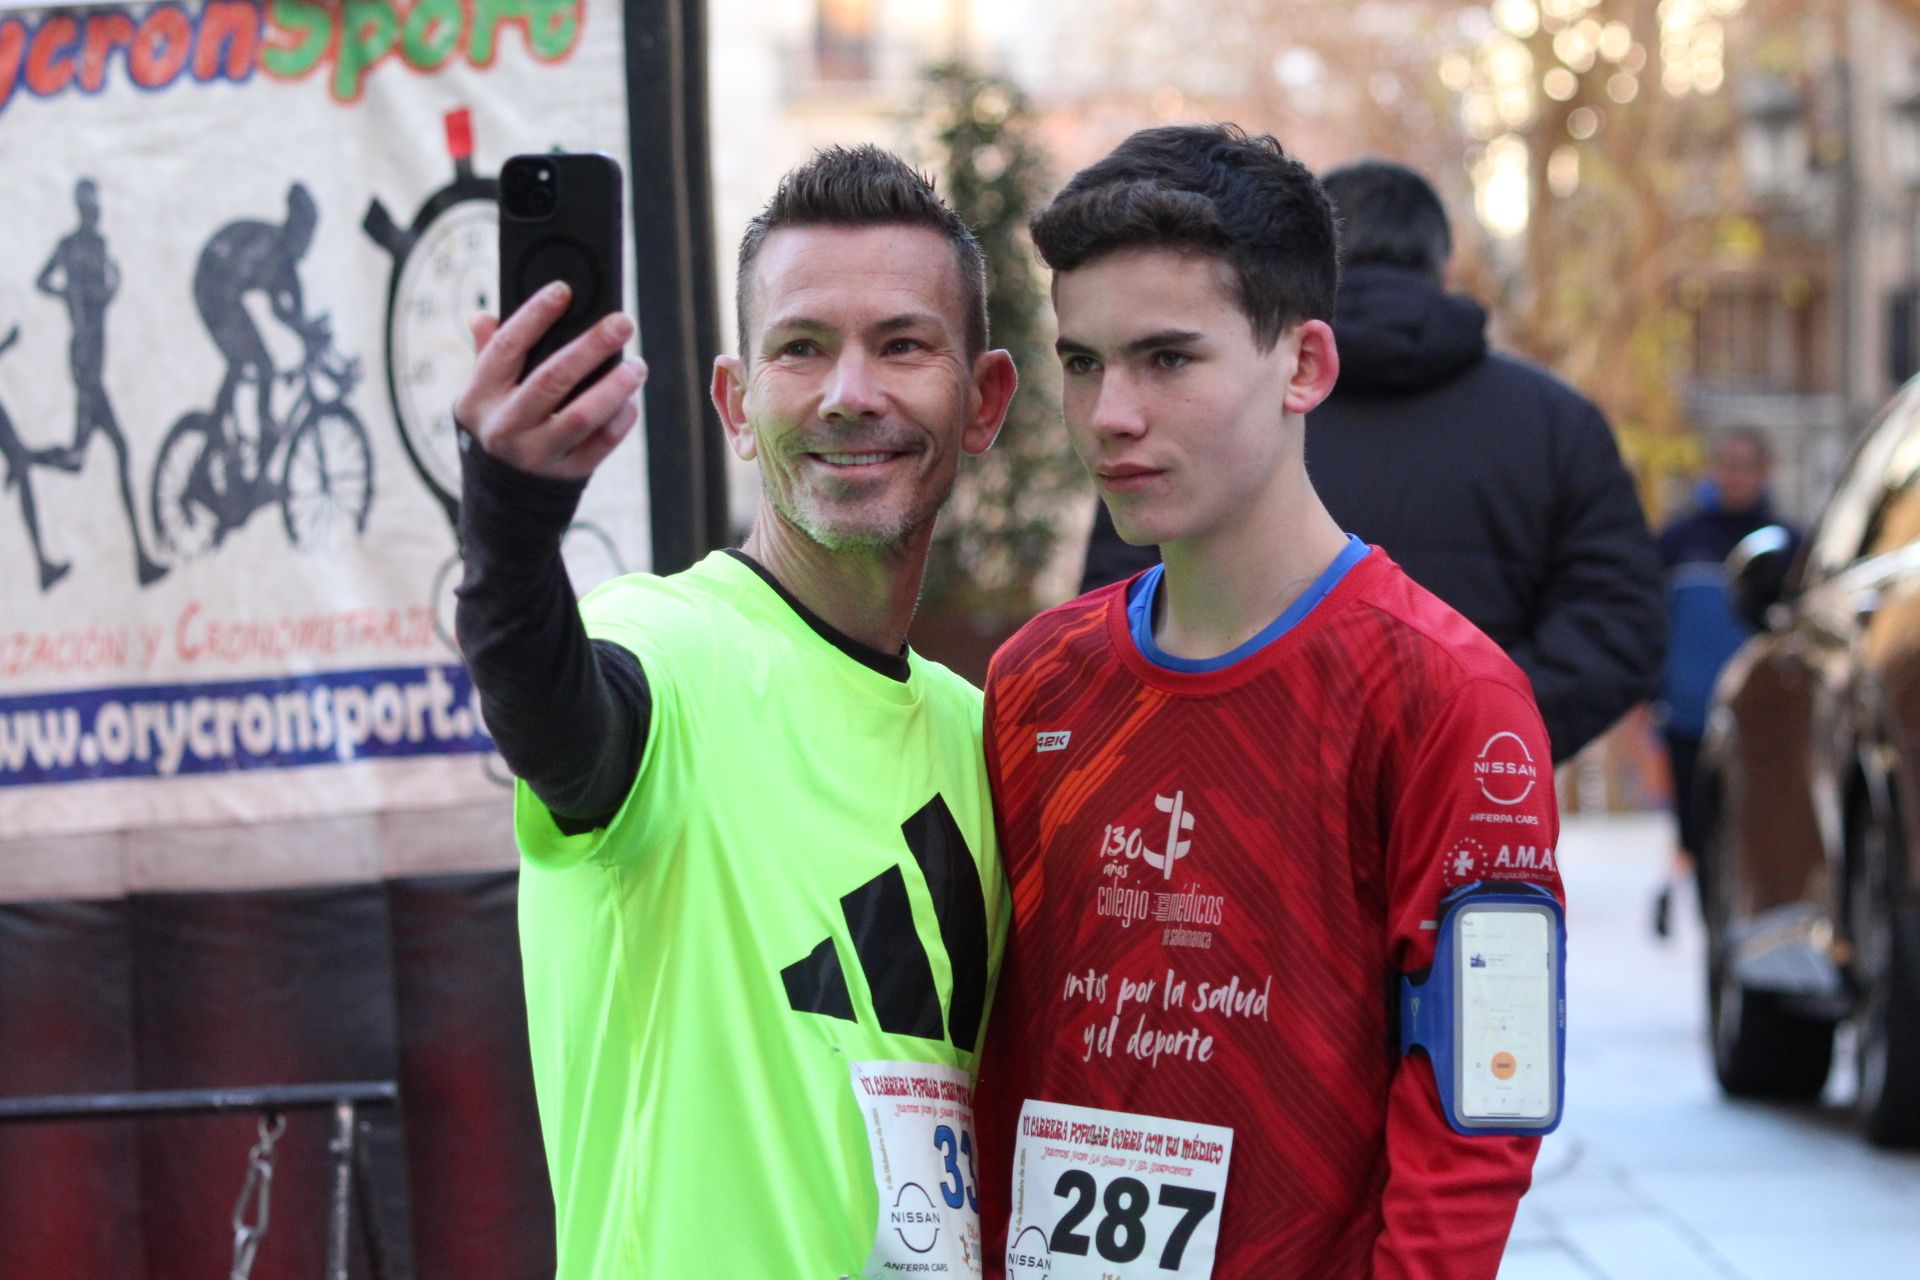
xmin=976 ymin=124 xmax=1563 ymax=1279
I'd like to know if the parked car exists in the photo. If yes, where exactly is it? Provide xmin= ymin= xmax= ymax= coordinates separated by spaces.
xmin=1698 ymin=381 xmax=1920 ymax=1147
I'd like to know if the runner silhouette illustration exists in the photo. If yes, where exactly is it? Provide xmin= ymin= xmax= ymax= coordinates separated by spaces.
xmin=0 ymin=326 xmax=70 ymax=590
xmin=33 ymin=178 xmax=166 ymax=586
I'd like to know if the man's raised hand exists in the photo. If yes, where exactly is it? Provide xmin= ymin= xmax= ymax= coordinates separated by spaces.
xmin=456 ymin=281 xmax=648 ymax=481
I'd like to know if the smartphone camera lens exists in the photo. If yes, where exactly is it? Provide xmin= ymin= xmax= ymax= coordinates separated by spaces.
xmin=503 ymin=159 xmax=558 ymax=219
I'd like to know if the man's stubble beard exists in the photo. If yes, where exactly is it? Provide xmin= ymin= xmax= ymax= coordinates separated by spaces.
xmin=768 ymin=472 xmax=957 ymax=558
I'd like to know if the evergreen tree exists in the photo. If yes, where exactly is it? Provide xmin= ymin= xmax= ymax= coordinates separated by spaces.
xmin=919 ymin=63 xmax=1085 ymax=616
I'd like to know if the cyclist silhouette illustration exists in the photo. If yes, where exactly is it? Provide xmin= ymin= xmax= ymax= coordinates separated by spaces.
xmin=31 ymin=178 xmax=166 ymax=587
xmin=193 ymin=183 xmax=320 ymax=472
xmin=152 ymin=183 xmax=373 ymax=559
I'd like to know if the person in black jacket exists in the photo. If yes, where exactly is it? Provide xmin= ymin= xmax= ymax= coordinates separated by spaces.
xmin=1079 ymin=158 xmax=1664 ymax=763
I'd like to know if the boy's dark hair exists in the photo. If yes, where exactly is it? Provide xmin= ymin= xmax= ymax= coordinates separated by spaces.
xmin=1029 ymin=124 xmax=1336 ymax=350
xmin=736 ymin=144 xmax=988 ymax=357
xmin=1320 ymin=159 xmax=1452 ymax=284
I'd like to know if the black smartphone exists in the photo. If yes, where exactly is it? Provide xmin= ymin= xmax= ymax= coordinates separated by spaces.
xmin=497 ymin=151 xmax=624 ymax=400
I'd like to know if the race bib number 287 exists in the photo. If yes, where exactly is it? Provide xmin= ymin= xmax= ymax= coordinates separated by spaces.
xmin=1007 ymin=1099 xmax=1233 ymax=1280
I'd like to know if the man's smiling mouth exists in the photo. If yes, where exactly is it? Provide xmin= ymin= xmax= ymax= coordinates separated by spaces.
xmin=817 ymin=452 xmax=897 ymax=466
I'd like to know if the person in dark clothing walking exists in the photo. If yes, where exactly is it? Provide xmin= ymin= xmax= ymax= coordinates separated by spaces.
xmin=1079 ymin=158 xmax=1664 ymax=763
xmin=1652 ymin=427 xmax=1799 ymax=931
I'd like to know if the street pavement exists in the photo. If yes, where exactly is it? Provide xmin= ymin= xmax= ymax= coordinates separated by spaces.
xmin=1498 ymin=813 xmax=1920 ymax=1280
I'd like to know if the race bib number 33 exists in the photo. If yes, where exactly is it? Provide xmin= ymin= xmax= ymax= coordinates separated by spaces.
xmin=850 ymin=1061 xmax=982 ymax=1277
xmin=1007 ymin=1099 xmax=1233 ymax=1279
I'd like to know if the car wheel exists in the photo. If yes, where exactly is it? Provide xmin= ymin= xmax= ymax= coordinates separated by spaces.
xmin=1852 ymin=799 xmax=1920 ymax=1146
xmin=1709 ymin=963 xmax=1836 ymax=1098
xmin=1704 ymin=814 xmax=1835 ymax=1098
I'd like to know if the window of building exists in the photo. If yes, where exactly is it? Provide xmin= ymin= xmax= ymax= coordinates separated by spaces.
xmin=816 ymin=0 xmax=875 ymax=81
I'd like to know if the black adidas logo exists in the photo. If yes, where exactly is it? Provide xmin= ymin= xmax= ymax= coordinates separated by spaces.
xmin=779 ymin=795 xmax=990 ymax=1049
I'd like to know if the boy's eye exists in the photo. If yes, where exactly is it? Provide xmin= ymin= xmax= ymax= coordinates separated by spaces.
xmin=1061 ymin=354 xmax=1098 ymax=375
xmin=1152 ymin=351 xmax=1191 ymax=370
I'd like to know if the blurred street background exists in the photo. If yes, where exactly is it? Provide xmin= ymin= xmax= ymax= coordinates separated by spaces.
xmin=1502 ymin=814 xmax=1920 ymax=1280
xmin=715 ymin=0 xmax=1912 ymax=623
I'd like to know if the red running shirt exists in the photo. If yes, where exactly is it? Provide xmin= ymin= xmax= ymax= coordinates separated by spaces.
xmin=977 ymin=549 xmax=1562 ymax=1280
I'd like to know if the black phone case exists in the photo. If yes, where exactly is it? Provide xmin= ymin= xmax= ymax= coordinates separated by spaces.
xmin=498 ymin=152 xmax=624 ymax=397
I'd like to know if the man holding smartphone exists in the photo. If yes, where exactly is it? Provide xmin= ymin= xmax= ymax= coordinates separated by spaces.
xmin=973 ymin=125 xmax=1562 ymax=1278
xmin=452 ymin=146 xmax=1017 ymax=1278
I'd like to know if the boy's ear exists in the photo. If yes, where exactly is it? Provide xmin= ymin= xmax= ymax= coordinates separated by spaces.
xmin=1282 ymin=319 xmax=1339 ymax=415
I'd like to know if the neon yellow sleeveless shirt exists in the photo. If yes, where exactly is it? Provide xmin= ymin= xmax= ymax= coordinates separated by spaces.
xmin=515 ymin=551 xmax=1006 ymax=1278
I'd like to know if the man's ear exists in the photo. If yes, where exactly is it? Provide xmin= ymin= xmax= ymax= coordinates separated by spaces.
xmin=963 ymin=349 xmax=1019 ymax=456
xmin=712 ymin=355 xmax=756 ymax=460
xmin=1281 ymin=319 xmax=1339 ymax=416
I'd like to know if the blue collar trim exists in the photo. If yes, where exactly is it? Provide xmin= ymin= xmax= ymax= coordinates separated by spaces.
xmin=1126 ymin=534 xmax=1370 ymax=673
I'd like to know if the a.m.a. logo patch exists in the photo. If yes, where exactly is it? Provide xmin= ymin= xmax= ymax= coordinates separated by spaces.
xmin=779 ymin=794 xmax=991 ymax=1049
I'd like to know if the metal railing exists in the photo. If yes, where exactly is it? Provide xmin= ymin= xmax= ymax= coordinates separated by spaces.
xmin=0 ymin=1080 xmax=397 ymax=1280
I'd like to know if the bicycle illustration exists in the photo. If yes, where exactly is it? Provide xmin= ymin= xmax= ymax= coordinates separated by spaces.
xmin=149 ymin=315 xmax=374 ymax=559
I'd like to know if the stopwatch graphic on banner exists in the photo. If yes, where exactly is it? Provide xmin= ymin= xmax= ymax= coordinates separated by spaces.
xmin=364 ymin=106 xmax=499 ymax=530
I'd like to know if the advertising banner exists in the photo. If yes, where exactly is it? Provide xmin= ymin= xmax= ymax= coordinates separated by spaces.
xmin=0 ymin=0 xmax=648 ymax=840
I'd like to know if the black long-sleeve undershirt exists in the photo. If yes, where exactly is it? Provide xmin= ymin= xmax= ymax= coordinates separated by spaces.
xmin=453 ymin=439 xmax=649 ymax=831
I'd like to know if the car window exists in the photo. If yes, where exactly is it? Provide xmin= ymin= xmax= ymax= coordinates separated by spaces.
xmin=1805 ymin=387 xmax=1920 ymax=581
